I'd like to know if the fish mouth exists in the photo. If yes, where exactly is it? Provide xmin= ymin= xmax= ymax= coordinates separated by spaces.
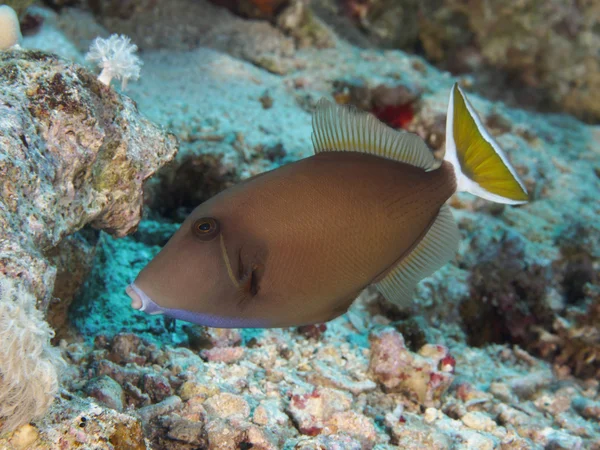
xmin=126 ymin=284 xmax=143 ymax=310
xmin=126 ymin=283 xmax=164 ymax=315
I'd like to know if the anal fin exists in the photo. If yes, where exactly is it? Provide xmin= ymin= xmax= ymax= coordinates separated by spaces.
xmin=374 ymin=204 xmax=460 ymax=308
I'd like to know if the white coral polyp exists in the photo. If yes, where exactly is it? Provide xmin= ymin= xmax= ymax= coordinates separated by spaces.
xmin=0 ymin=277 xmax=64 ymax=430
xmin=86 ymin=34 xmax=142 ymax=89
xmin=0 ymin=5 xmax=22 ymax=50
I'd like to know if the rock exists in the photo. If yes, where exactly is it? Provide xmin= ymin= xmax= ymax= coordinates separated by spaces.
xmin=286 ymin=387 xmax=352 ymax=436
xmin=163 ymin=415 xmax=207 ymax=446
xmin=327 ymin=410 xmax=377 ymax=448
xmin=384 ymin=412 xmax=452 ymax=449
xmin=417 ymin=0 xmax=600 ymax=123
xmin=109 ymin=333 xmax=142 ymax=364
xmin=108 ymin=420 xmax=146 ymax=450
xmin=8 ymin=424 xmax=39 ymax=449
xmin=461 ymin=411 xmax=497 ymax=433
xmin=369 ymin=328 xmax=454 ymax=407
xmin=203 ymin=393 xmax=251 ymax=420
xmin=252 ymin=399 xmax=290 ymax=427
xmin=201 ymin=346 xmax=245 ymax=363
xmin=137 ymin=396 xmax=182 ymax=423
xmin=45 ymin=232 xmax=98 ymax=336
xmin=178 ymin=381 xmax=220 ymax=402
xmin=142 ymin=373 xmax=173 ymax=403
xmin=572 ymin=396 xmax=600 ymax=421
xmin=0 ymin=47 xmax=175 ymax=428
xmin=85 ymin=376 xmax=125 ymax=411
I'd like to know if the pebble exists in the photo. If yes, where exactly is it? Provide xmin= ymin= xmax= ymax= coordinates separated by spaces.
xmin=203 ymin=392 xmax=250 ymax=420
xmin=85 ymin=376 xmax=125 ymax=411
xmin=461 ymin=411 xmax=497 ymax=432
xmin=327 ymin=410 xmax=377 ymax=448
xmin=142 ymin=373 xmax=173 ymax=403
xmin=572 ymin=396 xmax=600 ymax=421
xmin=137 ymin=396 xmax=182 ymax=422
xmin=287 ymin=387 xmax=352 ymax=436
xmin=164 ymin=416 xmax=206 ymax=446
xmin=179 ymin=380 xmax=220 ymax=402
xmin=201 ymin=346 xmax=245 ymax=363
xmin=9 ymin=424 xmax=39 ymax=449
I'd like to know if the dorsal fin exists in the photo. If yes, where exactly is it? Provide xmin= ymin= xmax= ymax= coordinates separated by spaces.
xmin=311 ymin=98 xmax=440 ymax=171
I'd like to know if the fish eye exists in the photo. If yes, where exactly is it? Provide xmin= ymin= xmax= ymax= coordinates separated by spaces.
xmin=192 ymin=217 xmax=220 ymax=241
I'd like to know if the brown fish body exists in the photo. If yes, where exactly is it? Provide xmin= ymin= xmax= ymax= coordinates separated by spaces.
xmin=136 ymin=152 xmax=456 ymax=327
xmin=224 ymin=152 xmax=457 ymax=326
xmin=128 ymin=91 xmax=528 ymax=328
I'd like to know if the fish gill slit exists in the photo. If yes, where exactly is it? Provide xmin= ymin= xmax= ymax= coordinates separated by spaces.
xmin=220 ymin=233 xmax=240 ymax=289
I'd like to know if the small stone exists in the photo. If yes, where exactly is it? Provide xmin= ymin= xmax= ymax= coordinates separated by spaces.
xmin=203 ymin=393 xmax=250 ymax=420
xmin=108 ymin=420 xmax=146 ymax=450
xmin=287 ymin=387 xmax=352 ymax=436
xmin=294 ymin=434 xmax=363 ymax=450
xmin=109 ymin=333 xmax=142 ymax=364
xmin=542 ymin=429 xmax=583 ymax=450
xmin=138 ymin=396 xmax=182 ymax=423
xmin=86 ymin=376 xmax=125 ymax=411
xmin=572 ymin=396 xmax=600 ymax=421
xmin=423 ymin=407 xmax=439 ymax=424
xmin=201 ymin=346 xmax=244 ymax=363
xmin=461 ymin=411 xmax=497 ymax=432
xmin=244 ymin=425 xmax=279 ymax=450
xmin=327 ymin=410 xmax=377 ymax=448
xmin=489 ymin=382 xmax=516 ymax=403
xmin=369 ymin=328 xmax=454 ymax=407
xmin=9 ymin=424 xmax=39 ymax=449
xmin=188 ymin=327 xmax=241 ymax=349
xmin=179 ymin=380 xmax=219 ymax=402
xmin=204 ymin=418 xmax=245 ymax=449
xmin=142 ymin=373 xmax=173 ymax=403
xmin=252 ymin=400 xmax=290 ymax=427
xmin=165 ymin=416 xmax=206 ymax=446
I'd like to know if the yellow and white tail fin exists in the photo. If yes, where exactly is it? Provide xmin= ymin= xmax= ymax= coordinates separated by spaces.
xmin=444 ymin=83 xmax=528 ymax=205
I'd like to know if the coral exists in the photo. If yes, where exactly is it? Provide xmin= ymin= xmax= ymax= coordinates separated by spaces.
xmin=534 ymin=284 xmax=600 ymax=379
xmin=0 ymin=49 xmax=176 ymax=429
xmin=0 ymin=278 xmax=64 ymax=430
xmin=417 ymin=0 xmax=600 ymax=122
xmin=460 ymin=232 xmax=551 ymax=347
xmin=85 ymin=34 xmax=142 ymax=89
xmin=312 ymin=0 xmax=600 ymax=122
xmin=2 ymin=2 xmax=599 ymax=446
xmin=368 ymin=328 xmax=455 ymax=407
xmin=0 ymin=5 xmax=22 ymax=50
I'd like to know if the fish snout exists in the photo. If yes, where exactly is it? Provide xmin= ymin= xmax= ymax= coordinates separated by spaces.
xmin=126 ymin=283 xmax=165 ymax=316
xmin=126 ymin=284 xmax=143 ymax=310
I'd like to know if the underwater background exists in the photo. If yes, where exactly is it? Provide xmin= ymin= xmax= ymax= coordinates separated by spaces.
xmin=0 ymin=0 xmax=599 ymax=448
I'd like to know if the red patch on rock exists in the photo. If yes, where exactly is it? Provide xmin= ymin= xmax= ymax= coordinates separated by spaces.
xmin=371 ymin=103 xmax=414 ymax=129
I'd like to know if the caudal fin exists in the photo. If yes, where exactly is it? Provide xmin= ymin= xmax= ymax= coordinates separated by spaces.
xmin=444 ymin=83 xmax=528 ymax=205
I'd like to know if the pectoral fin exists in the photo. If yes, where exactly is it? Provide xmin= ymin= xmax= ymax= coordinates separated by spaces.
xmin=374 ymin=205 xmax=460 ymax=308
xmin=235 ymin=247 xmax=264 ymax=309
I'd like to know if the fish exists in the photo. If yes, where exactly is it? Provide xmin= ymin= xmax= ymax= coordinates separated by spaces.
xmin=126 ymin=83 xmax=528 ymax=328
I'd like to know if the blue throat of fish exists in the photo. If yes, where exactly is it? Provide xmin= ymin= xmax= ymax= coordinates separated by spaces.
xmin=126 ymin=282 xmax=269 ymax=328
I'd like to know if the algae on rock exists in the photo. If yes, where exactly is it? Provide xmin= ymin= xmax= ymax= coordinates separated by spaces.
xmin=0 ymin=48 xmax=177 ymax=430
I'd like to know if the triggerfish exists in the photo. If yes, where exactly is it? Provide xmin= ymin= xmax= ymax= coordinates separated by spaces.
xmin=126 ymin=84 xmax=528 ymax=328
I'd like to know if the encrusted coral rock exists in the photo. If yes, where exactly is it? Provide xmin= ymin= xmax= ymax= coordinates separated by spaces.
xmin=286 ymin=386 xmax=353 ymax=436
xmin=85 ymin=376 xmax=126 ymax=411
xmin=369 ymin=328 xmax=455 ymax=407
xmin=417 ymin=0 xmax=600 ymax=122
xmin=203 ymin=392 xmax=251 ymax=420
xmin=0 ymin=48 xmax=177 ymax=429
